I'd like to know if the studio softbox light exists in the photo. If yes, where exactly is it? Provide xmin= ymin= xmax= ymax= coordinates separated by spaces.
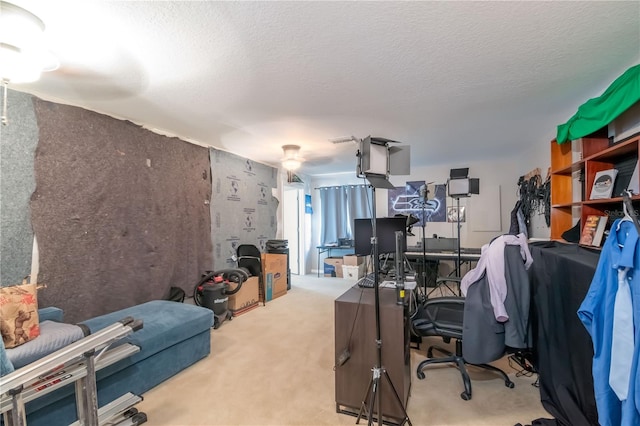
xmin=448 ymin=178 xmax=480 ymax=197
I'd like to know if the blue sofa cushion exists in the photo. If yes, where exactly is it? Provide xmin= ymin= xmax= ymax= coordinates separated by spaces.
xmin=38 ymin=306 xmax=64 ymax=323
xmin=1 ymin=306 xmax=63 ymax=377
xmin=0 ymin=339 xmax=14 ymax=376
xmin=79 ymin=300 xmax=213 ymax=366
xmin=6 ymin=321 xmax=85 ymax=369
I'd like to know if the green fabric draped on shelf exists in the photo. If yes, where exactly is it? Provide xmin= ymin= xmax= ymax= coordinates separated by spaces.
xmin=556 ymin=64 xmax=640 ymax=144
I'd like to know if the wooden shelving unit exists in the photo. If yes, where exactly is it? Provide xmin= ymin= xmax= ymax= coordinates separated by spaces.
xmin=550 ymin=130 xmax=640 ymax=240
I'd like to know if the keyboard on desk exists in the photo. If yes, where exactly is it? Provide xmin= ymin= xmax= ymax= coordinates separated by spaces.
xmin=357 ymin=273 xmax=378 ymax=288
xmin=406 ymin=247 xmax=448 ymax=253
xmin=406 ymin=247 xmax=482 ymax=255
xmin=461 ymin=247 xmax=482 ymax=254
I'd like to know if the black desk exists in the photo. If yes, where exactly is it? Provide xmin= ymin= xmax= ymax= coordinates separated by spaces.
xmin=528 ymin=241 xmax=600 ymax=426
xmin=316 ymin=245 xmax=354 ymax=277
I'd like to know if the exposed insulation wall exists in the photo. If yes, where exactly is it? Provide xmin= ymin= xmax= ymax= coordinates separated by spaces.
xmin=0 ymin=91 xmax=38 ymax=286
xmin=31 ymin=99 xmax=213 ymax=323
xmin=209 ymin=149 xmax=278 ymax=268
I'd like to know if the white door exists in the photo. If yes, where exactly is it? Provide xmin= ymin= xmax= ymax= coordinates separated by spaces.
xmin=283 ymin=188 xmax=301 ymax=275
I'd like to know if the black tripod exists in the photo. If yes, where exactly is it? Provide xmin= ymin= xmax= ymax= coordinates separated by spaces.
xmin=356 ymin=186 xmax=412 ymax=426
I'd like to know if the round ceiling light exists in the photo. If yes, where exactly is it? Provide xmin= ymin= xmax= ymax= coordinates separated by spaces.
xmin=281 ymin=145 xmax=304 ymax=171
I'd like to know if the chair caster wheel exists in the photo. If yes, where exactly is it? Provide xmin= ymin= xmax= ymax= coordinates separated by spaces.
xmin=417 ymin=371 xmax=425 ymax=380
xmin=460 ymin=392 xmax=471 ymax=401
xmin=505 ymin=381 xmax=515 ymax=388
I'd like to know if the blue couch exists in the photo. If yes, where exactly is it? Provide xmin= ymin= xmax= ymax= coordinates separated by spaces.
xmin=2 ymin=300 xmax=214 ymax=426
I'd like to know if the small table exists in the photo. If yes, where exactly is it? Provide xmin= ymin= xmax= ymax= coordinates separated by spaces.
xmin=316 ymin=245 xmax=354 ymax=277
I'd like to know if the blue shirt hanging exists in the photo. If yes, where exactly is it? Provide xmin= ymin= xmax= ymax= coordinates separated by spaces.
xmin=578 ymin=219 xmax=640 ymax=426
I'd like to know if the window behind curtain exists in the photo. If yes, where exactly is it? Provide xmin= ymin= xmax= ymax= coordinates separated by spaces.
xmin=319 ymin=185 xmax=371 ymax=246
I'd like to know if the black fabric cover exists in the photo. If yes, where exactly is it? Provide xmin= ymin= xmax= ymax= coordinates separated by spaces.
xmin=528 ymin=241 xmax=600 ymax=426
xmin=30 ymin=99 xmax=213 ymax=323
xmin=560 ymin=220 xmax=581 ymax=244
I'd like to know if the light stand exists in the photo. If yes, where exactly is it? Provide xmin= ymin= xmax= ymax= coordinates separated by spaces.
xmin=353 ymin=136 xmax=411 ymax=426
xmin=419 ymin=199 xmax=428 ymax=300
xmin=447 ymin=168 xmax=479 ymax=279
xmin=419 ymin=184 xmax=429 ymax=299
xmin=453 ymin=196 xmax=462 ymax=277
xmin=356 ymin=185 xmax=411 ymax=426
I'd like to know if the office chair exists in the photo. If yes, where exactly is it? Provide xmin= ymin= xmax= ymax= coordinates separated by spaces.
xmin=236 ymin=244 xmax=264 ymax=305
xmin=412 ymin=296 xmax=514 ymax=401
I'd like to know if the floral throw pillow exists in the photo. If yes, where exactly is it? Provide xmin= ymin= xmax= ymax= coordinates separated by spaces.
xmin=0 ymin=283 xmax=40 ymax=348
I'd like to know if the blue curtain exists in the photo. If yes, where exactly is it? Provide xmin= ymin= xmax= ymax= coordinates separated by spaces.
xmin=319 ymin=185 xmax=371 ymax=245
xmin=344 ymin=185 xmax=372 ymax=238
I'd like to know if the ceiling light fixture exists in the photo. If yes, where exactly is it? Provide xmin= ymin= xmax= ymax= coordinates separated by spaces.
xmin=0 ymin=1 xmax=59 ymax=125
xmin=281 ymin=145 xmax=304 ymax=171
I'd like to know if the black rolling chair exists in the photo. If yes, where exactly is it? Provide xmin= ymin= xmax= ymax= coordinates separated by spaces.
xmin=412 ymin=297 xmax=514 ymax=400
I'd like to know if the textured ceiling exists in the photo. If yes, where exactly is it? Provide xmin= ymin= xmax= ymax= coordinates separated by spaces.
xmin=9 ymin=1 xmax=640 ymax=176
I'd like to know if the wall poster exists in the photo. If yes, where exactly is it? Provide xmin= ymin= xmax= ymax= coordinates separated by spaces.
xmin=387 ymin=181 xmax=447 ymax=224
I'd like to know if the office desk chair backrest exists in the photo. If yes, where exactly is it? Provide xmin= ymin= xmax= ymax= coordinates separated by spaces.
xmin=237 ymin=244 xmax=261 ymax=278
xmin=413 ymin=297 xmax=464 ymax=340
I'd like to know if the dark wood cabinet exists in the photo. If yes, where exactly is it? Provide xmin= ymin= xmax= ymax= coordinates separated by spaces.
xmin=334 ymin=286 xmax=411 ymax=423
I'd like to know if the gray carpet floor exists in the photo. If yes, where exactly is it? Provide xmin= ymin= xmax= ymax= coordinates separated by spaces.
xmin=136 ymin=274 xmax=550 ymax=425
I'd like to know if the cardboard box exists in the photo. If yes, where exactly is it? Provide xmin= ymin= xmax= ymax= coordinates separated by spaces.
xmin=343 ymin=254 xmax=365 ymax=266
xmin=342 ymin=264 xmax=365 ymax=280
xmin=324 ymin=256 xmax=344 ymax=278
xmin=228 ymin=276 xmax=259 ymax=314
xmin=261 ymin=253 xmax=288 ymax=301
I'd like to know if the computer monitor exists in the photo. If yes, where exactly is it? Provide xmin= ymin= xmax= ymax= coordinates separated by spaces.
xmin=353 ymin=217 xmax=407 ymax=256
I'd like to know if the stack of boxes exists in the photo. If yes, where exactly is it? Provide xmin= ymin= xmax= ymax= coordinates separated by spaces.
xmin=227 ymin=276 xmax=260 ymax=316
xmin=323 ymin=256 xmax=344 ymax=277
xmin=342 ymin=254 xmax=366 ymax=279
xmin=323 ymin=254 xmax=367 ymax=279
xmin=227 ymin=252 xmax=289 ymax=316
xmin=261 ymin=253 xmax=288 ymax=301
